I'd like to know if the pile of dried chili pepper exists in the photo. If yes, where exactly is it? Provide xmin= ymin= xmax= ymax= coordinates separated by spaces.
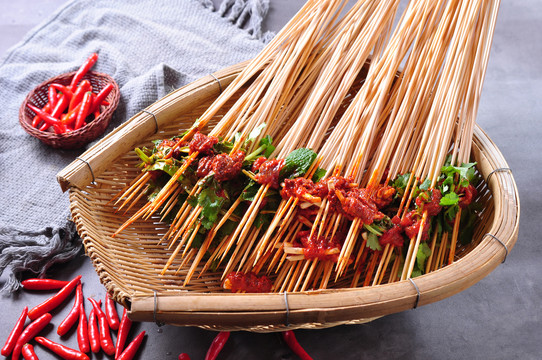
xmin=27 ymin=52 xmax=113 ymax=134
xmin=2 ymin=275 xmax=146 ymax=360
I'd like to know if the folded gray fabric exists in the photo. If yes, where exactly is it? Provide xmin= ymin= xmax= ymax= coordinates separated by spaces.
xmin=0 ymin=0 xmax=271 ymax=293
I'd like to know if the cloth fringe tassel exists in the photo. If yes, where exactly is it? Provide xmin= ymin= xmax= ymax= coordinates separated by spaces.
xmin=0 ymin=222 xmax=82 ymax=294
xmin=200 ymin=0 xmax=273 ymax=42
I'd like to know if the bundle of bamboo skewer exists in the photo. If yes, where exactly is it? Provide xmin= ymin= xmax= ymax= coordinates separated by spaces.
xmin=57 ymin=0 xmax=519 ymax=331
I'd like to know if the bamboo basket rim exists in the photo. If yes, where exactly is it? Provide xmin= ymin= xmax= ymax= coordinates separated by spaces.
xmin=58 ymin=62 xmax=520 ymax=332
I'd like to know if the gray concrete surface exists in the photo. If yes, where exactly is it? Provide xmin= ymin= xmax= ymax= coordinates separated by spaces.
xmin=1 ymin=1 xmax=540 ymax=359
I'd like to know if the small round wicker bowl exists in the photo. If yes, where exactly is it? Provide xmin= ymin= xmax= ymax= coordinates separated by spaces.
xmin=19 ymin=71 xmax=120 ymax=150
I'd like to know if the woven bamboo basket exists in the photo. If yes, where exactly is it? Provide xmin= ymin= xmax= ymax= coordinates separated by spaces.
xmin=20 ymin=71 xmax=120 ymax=149
xmin=57 ymin=61 xmax=520 ymax=332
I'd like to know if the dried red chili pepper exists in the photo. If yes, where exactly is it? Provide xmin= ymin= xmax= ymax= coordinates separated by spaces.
xmin=74 ymin=91 xmax=93 ymax=130
xmin=178 ymin=354 xmax=191 ymax=360
xmin=22 ymin=278 xmax=70 ymax=291
xmin=1 ymin=306 xmax=28 ymax=356
xmin=11 ymin=313 xmax=52 ymax=360
xmin=88 ymin=297 xmax=115 ymax=355
xmin=35 ymin=336 xmax=89 ymax=360
xmin=21 ymin=343 xmax=38 ymax=360
xmin=115 ymin=307 xmax=132 ymax=359
xmin=69 ymin=80 xmax=91 ymax=112
xmin=57 ymin=283 xmax=83 ymax=335
xmin=117 ymin=331 xmax=146 ymax=360
xmin=27 ymin=103 xmax=66 ymax=134
xmin=27 ymin=275 xmax=81 ymax=321
xmin=87 ymin=300 xmax=101 ymax=354
xmin=204 ymin=332 xmax=230 ymax=360
xmin=69 ymin=53 xmax=98 ymax=90
xmin=282 ymin=331 xmax=313 ymax=360
xmin=105 ymin=295 xmax=120 ymax=330
xmin=77 ymin=303 xmax=90 ymax=353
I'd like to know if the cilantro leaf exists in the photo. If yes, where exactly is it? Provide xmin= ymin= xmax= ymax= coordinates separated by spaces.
xmin=392 ymin=173 xmax=411 ymax=197
xmin=247 ymin=123 xmax=266 ymax=146
xmin=366 ymin=232 xmax=382 ymax=251
xmin=213 ymin=139 xmax=234 ymax=154
xmin=416 ymin=242 xmax=432 ymax=270
xmin=240 ymin=180 xmax=259 ymax=201
xmin=216 ymin=219 xmax=237 ymax=241
xmin=244 ymin=135 xmax=275 ymax=162
xmin=187 ymin=195 xmax=198 ymax=208
xmin=280 ymin=148 xmax=317 ymax=179
xmin=392 ymin=173 xmax=411 ymax=189
xmin=440 ymin=192 xmax=460 ymax=206
xmin=441 ymin=162 xmax=477 ymax=181
xmin=145 ymin=160 xmax=179 ymax=177
xmin=419 ymin=178 xmax=431 ymax=190
xmin=261 ymin=135 xmax=275 ymax=158
xmin=197 ymin=187 xmax=225 ymax=229
xmin=135 ymin=148 xmax=152 ymax=164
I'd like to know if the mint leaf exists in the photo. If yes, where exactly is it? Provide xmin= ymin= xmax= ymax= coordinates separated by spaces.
xmin=312 ymin=168 xmax=327 ymax=183
xmin=280 ymin=148 xmax=317 ymax=179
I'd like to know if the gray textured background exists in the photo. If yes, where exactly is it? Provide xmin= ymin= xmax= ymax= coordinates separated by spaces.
xmin=1 ymin=1 xmax=540 ymax=359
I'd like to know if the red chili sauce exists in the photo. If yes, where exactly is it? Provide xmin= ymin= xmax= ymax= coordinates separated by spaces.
xmin=415 ymin=189 xmax=442 ymax=216
xmin=400 ymin=210 xmax=430 ymax=241
xmin=458 ymin=184 xmax=477 ymax=208
xmin=295 ymin=230 xmax=344 ymax=262
xmin=189 ymin=132 xmax=218 ymax=155
xmin=223 ymin=272 xmax=272 ymax=293
xmin=254 ymin=158 xmax=285 ymax=189
xmin=196 ymin=151 xmax=245 ymax=181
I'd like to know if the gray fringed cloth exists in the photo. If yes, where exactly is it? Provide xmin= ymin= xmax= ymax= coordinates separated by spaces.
xmin=0 ymin=0 xmax=271 ymax=293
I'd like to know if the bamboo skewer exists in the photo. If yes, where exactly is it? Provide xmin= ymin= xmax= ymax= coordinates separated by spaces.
xmin=108 ymin=0 xmax=502 ymax=295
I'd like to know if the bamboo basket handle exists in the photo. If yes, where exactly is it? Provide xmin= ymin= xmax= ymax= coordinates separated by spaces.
xmin=57 ymin=61 xmax=248 ymax=192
